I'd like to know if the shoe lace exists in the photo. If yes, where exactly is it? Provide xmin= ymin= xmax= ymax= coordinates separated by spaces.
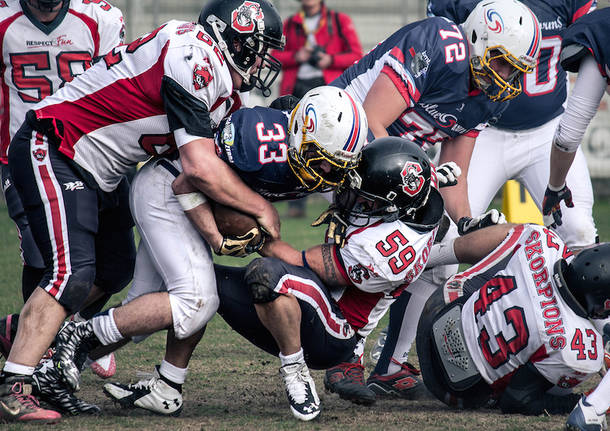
xmin=131 ymin=376 xmax=158 ymax=391
xmin=11 ymin=382 xmax=41 ymax=410
xmin=283 ymin=366 xmax=308 ymax=404
xmin=340 ymin=362 xmax=366 ymax=384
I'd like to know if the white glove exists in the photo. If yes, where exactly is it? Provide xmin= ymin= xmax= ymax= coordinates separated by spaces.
xmin=457 ymin=209 xmax=506 ymax=236
xmin=436 ymin=162 xmax=461 ymax=188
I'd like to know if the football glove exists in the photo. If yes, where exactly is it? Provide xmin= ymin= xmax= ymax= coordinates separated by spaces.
xmin=311 ymin=206 xmax=349 ymax=248
xmin=269 ymin=95 xmax=300 ymax=112
xmin=216 ymin=227 xmax=265 ymax=257
xmin=542 ymin=183 xmax=574 ymax=228
xmin=457 ymin=209 xmax=506 ymax=236
xmin=436 ymin=162 xmax=461 ymax=188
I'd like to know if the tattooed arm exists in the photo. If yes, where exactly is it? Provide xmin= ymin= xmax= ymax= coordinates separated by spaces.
xmin=260 ymin=240 xmax=347 ymax=287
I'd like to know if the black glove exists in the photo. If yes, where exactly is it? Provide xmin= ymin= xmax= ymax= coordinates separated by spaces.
xmin=311 ymin=206 xmax=349 ymax=248
xmin=457 ymin=209 xmax=506 ymax=236
xmin=436 ymin=162 xmax=461 ymax=188
xmin=269 ymin=95 xmax=300 ymax=112
xmin=542 ymin=183 xmax=573 ymax=228
xmin=216 ymin=227 xmax=265 ymax=257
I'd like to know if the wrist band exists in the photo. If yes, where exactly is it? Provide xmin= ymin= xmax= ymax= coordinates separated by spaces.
xmin=176 ymin=192 xmax=207 ymax=211
xmin=547 ymin=182 xmax=566 ymax=192
xmin=301 ymin=250 xmax=312 ymax=271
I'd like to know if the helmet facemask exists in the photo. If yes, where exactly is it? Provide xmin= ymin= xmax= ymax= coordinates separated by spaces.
xmin=470 ymin=47 xmax=533 ymax=102
xmin=206 ymin=14 xmax=284 ymax=96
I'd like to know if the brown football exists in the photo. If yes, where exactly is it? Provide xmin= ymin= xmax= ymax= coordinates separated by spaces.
xmin=211 ymin=201 xmax=260 ymax=238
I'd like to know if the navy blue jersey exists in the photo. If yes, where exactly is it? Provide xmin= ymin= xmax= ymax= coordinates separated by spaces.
xmin=427 ymin=0 xmax=596 ymax=130
xmin=332 ymin=17 xmax=506 ymax=148
xmin=215 ymin=107 xmax=307 ymax=202
xmin=560 ymin=7 xmax=610 ymax=83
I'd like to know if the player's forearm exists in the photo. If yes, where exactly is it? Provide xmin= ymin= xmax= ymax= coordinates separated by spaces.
xmin=260 ymin=239 xmax=302 ymax=265
xmin=183 ymin=202 xmax=223 ymax=253
xmin=549 ymin=145 xmax=576 ymax=189
xmin=180 ymin=139 xmax=269 ymax=219
xmin=454 ymin=223 xmax=516 ymax=264
xmin=438 ymin=135 xmax=474 ymax=222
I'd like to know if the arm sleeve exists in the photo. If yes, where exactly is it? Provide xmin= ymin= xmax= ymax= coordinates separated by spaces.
xmin=162 ymin=76 xmax=213 ymax=140
xmin=553 ymin=54 xmax=607 ymax=153
xmin=499 ymin=363 xmax=581 ymax=415
xmin=97 ymin=7 xmax=125 ymax=58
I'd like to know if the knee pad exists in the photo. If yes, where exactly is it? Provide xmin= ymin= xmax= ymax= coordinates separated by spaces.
xmin=245 ymin=258 xmax=282 ymax=304
xmin=170 ymin=289 xmax=219 ymax=340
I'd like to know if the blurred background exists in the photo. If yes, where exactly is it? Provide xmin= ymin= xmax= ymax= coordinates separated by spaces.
xmin=92 ymin=0 xmax=610 ymax=187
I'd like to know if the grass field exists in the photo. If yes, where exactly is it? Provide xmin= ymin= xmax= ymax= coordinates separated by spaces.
xmin=1 ymin=195 xmax=609 ymax=430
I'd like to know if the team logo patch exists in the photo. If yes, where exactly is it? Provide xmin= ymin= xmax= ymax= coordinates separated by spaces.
xmin=32 ymin=148 xmax=47 ymax=162
xmin=400 ymin=161 xmax=424 ymax=197
xmin=604 ymin=299 xmax=610 ymax=312
xmin=231 ymin=1 xmax=264 ymax=34
xmin=410 ymin=51 xmax=430 ymax=78
xmin=303 ymin=103 xmax=317 ymax=133
xmin=485 ymin=9 xmax=504 ymax=33
xmin=348 ymin=263 xmax=370 ymax=284
xmin=193 ymin=64 xmax=213 ymax=90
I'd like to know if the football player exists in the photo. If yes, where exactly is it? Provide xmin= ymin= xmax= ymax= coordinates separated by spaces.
xmin=369 ymin=0 xmax=598 ymax=402
xmin=0 ymin=0 xmax=126 ymax=417
xmin=416 ymin=225 xmax=609 ymax=419
xmin=215 ymin=136 xmax=448 ymax=420
xmin=0 ymin=0 xmax=285 ymax=423
xmin=328 ymin=0 xmax=543 ymax=402
xmin=49 ymin=86 xmax=368 ymax=417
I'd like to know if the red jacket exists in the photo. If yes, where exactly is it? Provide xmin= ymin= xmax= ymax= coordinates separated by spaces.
xmin=272 ymin=5 xmax=363 ymax=96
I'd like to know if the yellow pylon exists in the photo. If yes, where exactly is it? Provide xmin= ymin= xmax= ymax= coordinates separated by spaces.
xmin=501 ymin=180 xmax=543 ymax=224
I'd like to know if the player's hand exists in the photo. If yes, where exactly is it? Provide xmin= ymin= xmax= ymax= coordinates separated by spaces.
xmin=256 ymin=203 xmax=281 ymax=240
xmin=216 ymin=227 xmax=265 ymax=257
xmin=457 ymin=209 xmax=506 ymax=236
xmin=269 ymin=95 xmax=300 ymax=112
xmin=436 ymin=162 xmax=461 ymax=188
xmin=312 ymin=206 xmax=349 ymax=248
xmin=542 ymin=183 xmax=573 ymax=228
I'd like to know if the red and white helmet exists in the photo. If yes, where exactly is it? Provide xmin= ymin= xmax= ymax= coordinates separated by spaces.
xmin=287 ymin=86 xmax=368 ymax=192
xmin=462 ymin=0 xmax=541 ymax=101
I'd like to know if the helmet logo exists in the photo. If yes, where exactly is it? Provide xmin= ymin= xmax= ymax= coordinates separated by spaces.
xmin=400 ymin=161 xmax=424 ymax=197
xmin=604 ymin=299 xmax=610 ymax=312
xmin=484 ymin=9 xmax=504 ymax=33
xmin=231 ymin=1 xmax=264 ymax=34
xmin=303 ymin=103 xmax=317 ymax=133
xmin=192 ymin=64 xmax=213 ymax=90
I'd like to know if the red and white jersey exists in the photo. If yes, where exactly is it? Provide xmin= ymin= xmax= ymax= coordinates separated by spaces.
xmin=331 ymin=217 xmax=437 ymax=337
xmin=0 ymin=0 xmax=124 ymax=163
xmin=457 ymin=224 xmax=603 ymax=392
xmin=33 ymin=20 xmax=243 ymax=191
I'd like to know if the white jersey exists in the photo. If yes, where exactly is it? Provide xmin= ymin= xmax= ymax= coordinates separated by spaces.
xmin=0 ymin=0 xmax=124 ymax=163
xmin=33 ymin=20 xmax=244 ymax=191
xmin=331 ymin=217 xmax=437 ymax=337
xmin=457 ymin=224 xmax=603 ymax=391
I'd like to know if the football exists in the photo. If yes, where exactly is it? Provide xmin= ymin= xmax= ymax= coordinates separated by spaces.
xmin=211 ymin=201 xmax=261 ymax=238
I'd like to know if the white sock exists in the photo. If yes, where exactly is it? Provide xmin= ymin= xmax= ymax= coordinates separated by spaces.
xmin=279 ymin=348 xmax=304 ymax=366
xmin=159 ymin=360 xmax=188 ymax=385
xmin=586 ymin=373 xmax=610 ymax=415
xmin=91 ymin=308 xmax=124 ymax=345
xmin=3 ymin=361 xmax=35 ymax=376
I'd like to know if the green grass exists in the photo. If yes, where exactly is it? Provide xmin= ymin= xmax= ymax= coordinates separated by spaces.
xmin=1 ymin=195 xmax=609 ymax=430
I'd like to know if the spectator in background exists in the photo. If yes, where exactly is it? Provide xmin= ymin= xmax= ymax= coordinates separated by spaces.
xmin=272 ymin=0 xmax=363 ymax=217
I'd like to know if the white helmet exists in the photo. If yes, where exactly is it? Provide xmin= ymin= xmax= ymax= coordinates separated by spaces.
xmin=462 ymin=0 xmax=541 ymax=101
xmin=287 ymin=86 xmax=368 ymax=192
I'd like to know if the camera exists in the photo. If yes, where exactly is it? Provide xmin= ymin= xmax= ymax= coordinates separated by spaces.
xmin=307 ymin=45 xmax=326 ymax=67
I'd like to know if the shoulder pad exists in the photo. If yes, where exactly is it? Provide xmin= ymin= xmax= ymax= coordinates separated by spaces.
xmin=560 ymin=43 xmax=589 ymax=73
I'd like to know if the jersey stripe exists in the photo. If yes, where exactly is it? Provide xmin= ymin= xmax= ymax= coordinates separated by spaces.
xmin=274 ymin=274 xmax=354 ymax=339
xmin=36 ymin=43 xmax=169 ymax=159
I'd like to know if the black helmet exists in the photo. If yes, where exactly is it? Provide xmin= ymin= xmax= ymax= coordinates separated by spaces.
xmin=554 ymin=243 xmax=610 ymax=319
xmin=335 ymin=136 xmax=444 ymax=230
xmin=198 ymin=0 xmax=285 ymax=96
xmin=27 ymin=0 xmax=63 ymax=12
